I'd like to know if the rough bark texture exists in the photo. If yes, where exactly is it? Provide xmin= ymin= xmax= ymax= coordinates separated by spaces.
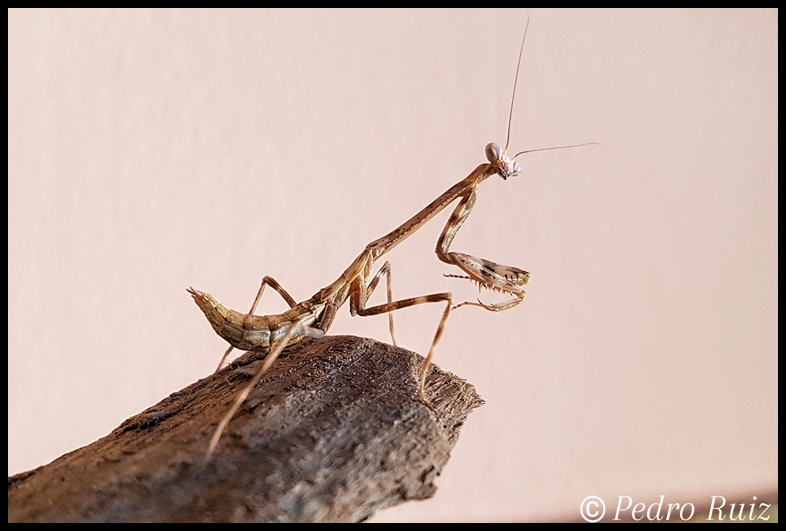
xmin=8 ymin=335 xmax=484 ymax=522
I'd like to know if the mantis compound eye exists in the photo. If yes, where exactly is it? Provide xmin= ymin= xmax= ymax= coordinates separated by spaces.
xmin=485 ymin=142 xmax=502 ymax=163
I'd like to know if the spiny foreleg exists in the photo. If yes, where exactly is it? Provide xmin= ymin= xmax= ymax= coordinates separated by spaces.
xmin=435 ymin=189 xmax=530 ymax=310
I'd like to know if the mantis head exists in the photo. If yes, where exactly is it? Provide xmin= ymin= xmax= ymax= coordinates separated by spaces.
xmin=486 ymin=142 xmax=522 ymax=180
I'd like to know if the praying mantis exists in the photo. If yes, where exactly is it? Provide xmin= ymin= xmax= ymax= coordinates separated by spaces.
xmin=189 ymin=15 xmax=595 ymax=462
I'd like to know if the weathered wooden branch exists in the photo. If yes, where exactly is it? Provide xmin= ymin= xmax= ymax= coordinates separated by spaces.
xmin=8 ymin=335 xmax=484 ymax=522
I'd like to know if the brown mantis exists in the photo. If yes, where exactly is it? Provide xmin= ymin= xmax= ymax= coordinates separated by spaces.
xmin=189 ymin=15 xmax=595 ymax=462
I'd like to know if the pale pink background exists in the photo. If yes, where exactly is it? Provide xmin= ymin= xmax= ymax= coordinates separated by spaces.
xmin=8 ymin=9 xmax=777 ymax=522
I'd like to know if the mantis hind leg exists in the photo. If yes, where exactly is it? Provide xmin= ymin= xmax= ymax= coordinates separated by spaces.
xmin=214 ymin=276 xmax=299 ymax=373
xmin=205 ymin=321 xmax=320 ymax=464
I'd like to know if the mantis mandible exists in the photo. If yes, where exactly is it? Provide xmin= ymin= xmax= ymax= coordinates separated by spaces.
xmin=189 ymin=14 xmax=595 ymax=462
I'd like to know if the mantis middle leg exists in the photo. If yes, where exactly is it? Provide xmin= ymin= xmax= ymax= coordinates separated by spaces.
xmin=351 ymin=288 xmax=453 ymax=404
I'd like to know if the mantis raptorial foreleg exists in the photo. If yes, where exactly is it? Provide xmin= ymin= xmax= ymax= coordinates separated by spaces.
xmin=436 ymin=183 xmax=531 ymax=311
xmin=214 ymin=276 xmax=298 ymax=373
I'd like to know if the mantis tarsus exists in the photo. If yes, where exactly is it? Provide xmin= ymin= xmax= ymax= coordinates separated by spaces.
xmin=189 ymin=15 xmax=595 ymax=462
